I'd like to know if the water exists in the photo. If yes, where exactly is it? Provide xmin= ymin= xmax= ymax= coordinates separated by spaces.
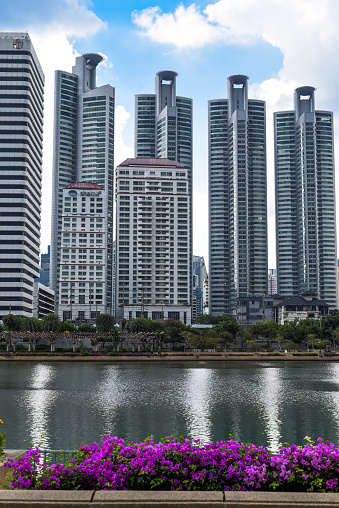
xmin=1 ymin=360 xmax=339 ymax=451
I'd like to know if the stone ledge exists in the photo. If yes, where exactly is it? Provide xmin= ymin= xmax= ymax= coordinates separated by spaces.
xmin=0 ymin=490 xmax=94 ymax=506
xmin=225 ymin=491 xmax=339 ymax=506
xmin=92 ymin=490 xmax=223 ymax=507
xmin=0 ymin=491 xmax=338 ymax=507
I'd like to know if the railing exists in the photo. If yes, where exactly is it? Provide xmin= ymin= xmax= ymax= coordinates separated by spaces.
xmin=40 ymin=449 xmax=77 ymax=465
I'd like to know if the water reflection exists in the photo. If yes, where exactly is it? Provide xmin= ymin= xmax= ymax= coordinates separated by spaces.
xmin=95 ymin=366 xmax=122 ymax=435
xmin=183 ymin=368 xmax=213 ymax=443
xmin=258 ymin=368 xmax=282 ymax=451
xmin=21 ymin=364 xmax=58 ymax=448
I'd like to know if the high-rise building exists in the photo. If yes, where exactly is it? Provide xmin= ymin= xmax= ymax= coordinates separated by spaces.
xmin=135 ymin=71 xmax=193 ymax=310
xmin=192 ymin=255 xmax=207 ymax=320
xmin=203 ymin=275 xmax=209 ymax=314
xmin=58 ymin=182 xmax=106 ymax=323
xmin=50 ymin=54 xmax=114 ymax=317
xmin=0 ymin=32 xmax=44 ymax=317
xmin=208 ymin=75 xmax=267 ymax=315
xmin=115 ymin=158 xmax=191 ymax=324
xmin=275 ymin=87 xmax=338 ymax=308
xmin=35 ymin=245 xmax=50 ymax=287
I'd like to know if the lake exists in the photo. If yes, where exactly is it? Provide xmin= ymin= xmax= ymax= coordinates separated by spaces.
xmin=1 ymin=360 xmax=339 ymax=451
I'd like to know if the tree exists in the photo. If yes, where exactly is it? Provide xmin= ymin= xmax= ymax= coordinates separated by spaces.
xmin=41 ymin=313 xmax=61 ymax=332
xmin=59 ymin=320 xmax=77 ymax=333
xmin=237 ymin=328 xmax=253 ymax=351
xmin=212 ymin=316 xmax=239 ymax=338
xmin=21 ymin=317 xmax=42 ymax=332
xmin=187 ymin=331 xmax=206 ymax=351
xmin=246 ymin=339 xmax=262 ymax=352
xmin=109 ymin=327 xmax=120 ymax=350
xmin=3 ymin=314 xmax=21 ymax=331
xmin=284 ymin=340 xmax=298 ymax=351
xmin=126 ymin=318 xmax=147 ymax=333
xmin=163 ymin=319 xmax=187 ymax=350
xmin=95 ymin=313 xmax=115 ymax=332
xmin=126 ymin=318 xmax=164 ymax=333
xmin=274 ymin=332 xmax=286 ymax=351
xmin=306 ymin=333 xmax=316 ymax=350
xmin=281 ymin=318 xmax=321 ymax=344
xmin=208 ymin=328 xmax=234 ymax=351
xmin=320 ymin=314 xmax=339 ymax=342
xmin=194 ymin=313 xmax=239 ymax=326
xmin=78 ymin=324 xmax=94 ymax=332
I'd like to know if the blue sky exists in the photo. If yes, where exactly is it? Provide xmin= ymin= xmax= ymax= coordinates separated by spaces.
xmin=2 ymin=0 xmax=339 ymax=268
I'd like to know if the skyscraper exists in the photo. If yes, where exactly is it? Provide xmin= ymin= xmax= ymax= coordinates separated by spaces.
xmin=0 ymin=32 xmax=44 ymax=317
xmin=275 ymin=86 xmax=338 ymax=308
xmin=135 ymin=71 xmax=193 ymax=310
xmin=208 ymin=75 xmax=267 ymax=315
xmin=135 ymin=71 xmax=192 ymax=187
xmin=50 ymin=54 xmax=114 ymax=318
xmin=115 ymin=158 xmax=191 ymax=324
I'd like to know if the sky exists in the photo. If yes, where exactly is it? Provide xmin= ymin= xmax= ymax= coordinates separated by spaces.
xmin=2 ymin=0 xmax=339 ymax=270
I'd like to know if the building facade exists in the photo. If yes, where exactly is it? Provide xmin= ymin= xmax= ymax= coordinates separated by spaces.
xmin=236 ymin=296 xmax=275 ymax=326
xmin=50 ymin=54 xmax=114 ymax=317
xmin=208 ymin=75 xmax=267 ymax=315
xmin=57 ymin=182 xmax=106 ymax=323
xmin=203 ymin=275 xmax=209 ymax=314
xmin=268 ymin=268 xmax=277 ymax=296
xmin=275 ymin=87 xmax=338 ymax=308
xmin=192 ymin=255 xmax=207 ymax=320
xmin=115 ymin=158 xmax=191 ymax=324
xmin=0 ymin=33 xmax=44 ymax=317
xmin=33 ymin=283 xmax=54 ymax=319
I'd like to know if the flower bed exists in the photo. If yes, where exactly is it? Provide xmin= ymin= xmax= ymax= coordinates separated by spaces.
xmin=4 ymin=435 xmax=339 ymax=492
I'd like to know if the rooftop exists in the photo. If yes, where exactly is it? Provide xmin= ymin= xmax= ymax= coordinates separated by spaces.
xmin=274 ymin=295 xmax=329 ymax=308
xmin=118 ymin=158 xmax=185 ymax=169
xmin=65 ymin=182 xmax=103 ymax=190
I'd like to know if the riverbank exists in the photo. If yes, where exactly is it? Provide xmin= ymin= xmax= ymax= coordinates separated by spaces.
xmin=0 ymin=352 xmax=338 ymax=361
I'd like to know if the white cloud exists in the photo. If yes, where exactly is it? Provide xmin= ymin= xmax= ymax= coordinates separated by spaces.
xmin=114 ymin=105 xmax=134 ymax=167
xmin=132 ymin=4 xmax=228 ymax=50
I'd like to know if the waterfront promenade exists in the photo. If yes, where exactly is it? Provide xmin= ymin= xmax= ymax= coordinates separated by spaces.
xmin=0 ymin=351 xmax=338 ymax=362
